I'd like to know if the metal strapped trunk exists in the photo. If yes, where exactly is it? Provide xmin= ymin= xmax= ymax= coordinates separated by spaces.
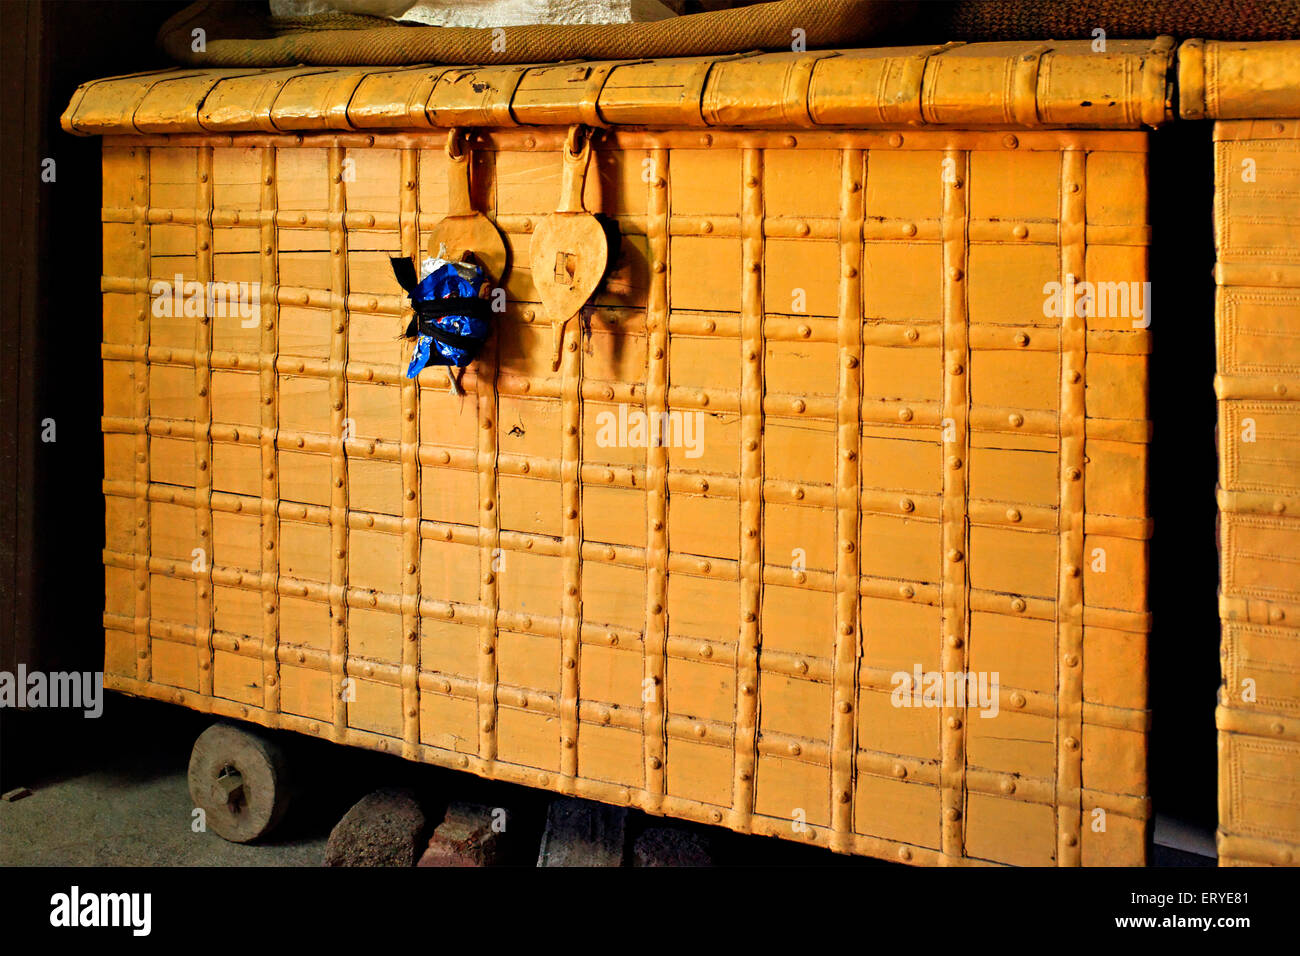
xmin=65 ymin=39 xmax=1170 ymax=866
xmin=1213 ymin=118 xmax=1300 ymax=868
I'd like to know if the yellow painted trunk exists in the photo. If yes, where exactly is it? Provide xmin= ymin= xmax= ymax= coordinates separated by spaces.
xmin=64 ymin=38 xmax=1209 ymax=866
xmin=1214 ymin=117 xmax=1300 ymax=868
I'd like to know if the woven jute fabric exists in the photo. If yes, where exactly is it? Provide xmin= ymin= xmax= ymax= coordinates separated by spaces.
xmin=926 ymin=0 xmax=1300 ymax=42
xmin=159 ymin=0 xmax=911 ymax=67
xmin=158 ymin=0 xmax=1300 ymax=68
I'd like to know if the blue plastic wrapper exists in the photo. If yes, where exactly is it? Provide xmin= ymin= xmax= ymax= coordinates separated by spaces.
xmin=405 ymin=258 xmax=489 ymax=379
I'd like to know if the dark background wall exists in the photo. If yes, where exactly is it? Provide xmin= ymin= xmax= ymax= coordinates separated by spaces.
xmin=0 ymin=0 xmax=189 ymax=790
xmin=1147 ymin=123 xmax=1221 ymax=831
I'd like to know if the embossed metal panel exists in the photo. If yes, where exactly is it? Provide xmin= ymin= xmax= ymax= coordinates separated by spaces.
xmin=1214 ymin=118 xmax=1300 ymax=867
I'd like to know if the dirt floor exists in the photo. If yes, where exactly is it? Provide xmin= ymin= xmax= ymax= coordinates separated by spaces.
xmin=0 ymin=693 xmax=864 ymax=866
xmin=0 ymin=693 xmax=1215 ymax=867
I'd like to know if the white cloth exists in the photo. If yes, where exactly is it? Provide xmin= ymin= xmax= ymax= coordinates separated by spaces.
xmin=269 ymin=0 xmax=678 ymax=28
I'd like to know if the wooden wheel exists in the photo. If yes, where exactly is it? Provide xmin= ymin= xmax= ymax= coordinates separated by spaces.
xmin=188 ymin=723 xmax=290 ymax=843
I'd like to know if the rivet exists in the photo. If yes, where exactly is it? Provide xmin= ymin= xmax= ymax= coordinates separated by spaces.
xmin=1064 ymin=653 xmax=1079 ymax=667
xmin=900 ymin=497 xmax=914 ymax=513
xmin=948 ymin=549 xmax=963 ymax=563
xmin=1067 ymin=467 xmax=1082 ymax=481
xmin=1009 ymin=413 xmax=1024 ymax=428
xmin=649 ymin=756 xmax=662 ymax=770
xmin=784 ymin=135 xmax=797 ymax=148
xmin=948 ymin=634 xmax=962 ymax=648
xmin=1003 ymin=134 xmax=1019 ymax=149
xmin=1064 ymin=736 xmax=1079 ymax=751
xmin=898 ymin=847 xmax=912 ymax=861
xmin=1063 ymin=833 xmax=1078 ymax=847
xmin=1011 ymin=598 xmax=1027 ymax=613
xmin=949 ymin=456 xmax=962 ymax=470
xmin=843 ymin=265 xmax=858 ymax=278
xmin=1068 ymin=182 xmax=1080 ymax=193
xmin=694 ymin=723 xmax=706 ymax=738
xmin=837 ymin=700 xmax=851 ymax=714
xmin=1010 ymin=692 xmax=1026 ymax=708
xmin=898 ymin=407 xmax=913 ymax=422
xmin=949 ymin=363 xmax=964 ymax=376
xmin=944 ymin=807 xmax=961 ymax=822
xmin=948 ymin=266 xmax=963 ymax=281
xmin=888 ymin=133 xmax=903 ymax=148
xmin=900 ymin=584 xmax=914 ymax=599
xmin=1007 ymin=508 xmax=1021 ymax=522
xmin=746 ymin=175 xmax=759 ymax=188
xmin=1067 ymin=564 xmax=1080 ymax=577
xmin=701 ymin=220 xmax=713 ymax=233
xmin=793 ymin=399 xmax=806 ymax=413
xmin=787 ymin=742 xmax=801 ymax=756
xmin=901 ymin=222 xmax=917 ymax=237
xmin=1013 ymin=224 xmax=1029 ymax=239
